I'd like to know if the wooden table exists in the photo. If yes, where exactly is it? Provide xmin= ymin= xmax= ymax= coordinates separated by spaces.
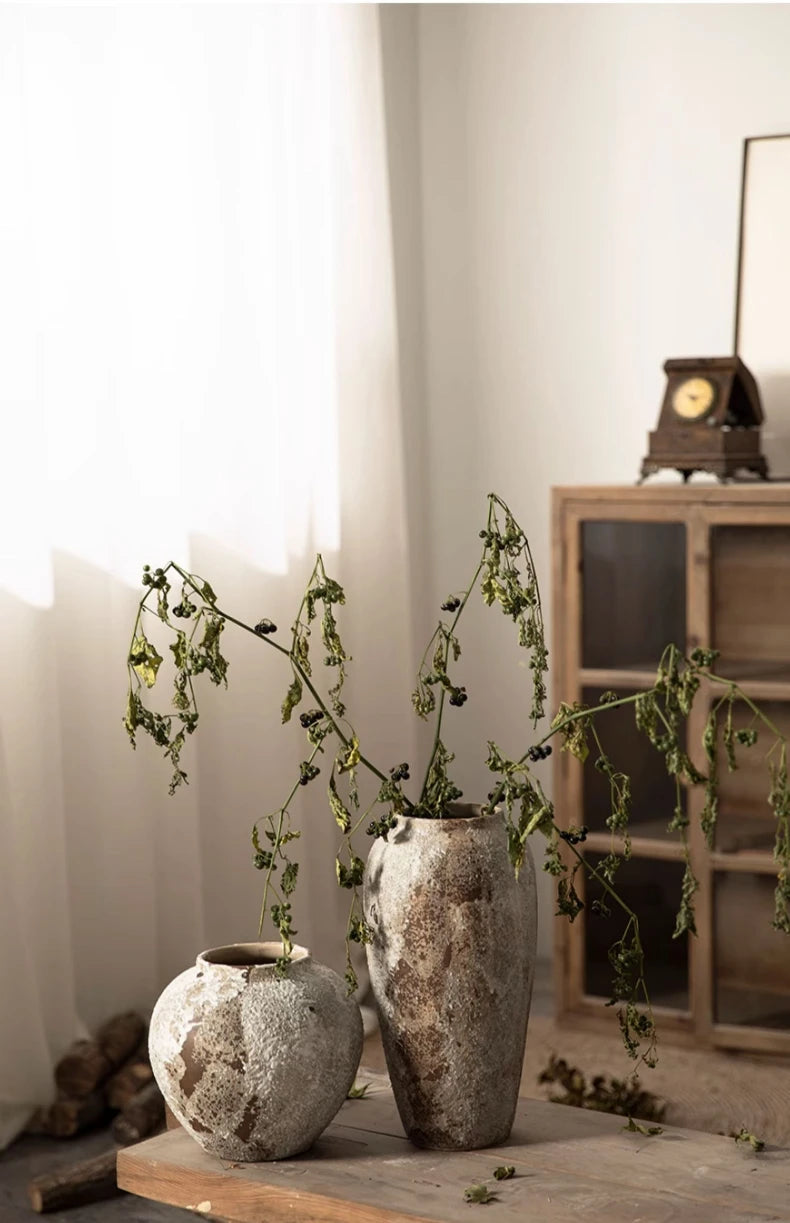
xmin=117 ymin=1077 xmax=790 ymax=1222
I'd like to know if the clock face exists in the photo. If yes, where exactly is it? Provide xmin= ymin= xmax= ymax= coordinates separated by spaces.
xmin=671 ymin=376 xmax=717 ymax=421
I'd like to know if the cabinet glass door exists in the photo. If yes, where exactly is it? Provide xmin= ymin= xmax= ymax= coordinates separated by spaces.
xmin=583 ymin=852 xmax=689 ymax=1011
xmin=711 ymin=525 xmax=790 ymax=682
xmin=712 ymin=699 xmax=790 ymax=855
xmin=581 ymin=684 xmax=686 ymax=840
xmin=582 ymin=521 xmax=686 ymax=670
xmin=715 ymin=871 xmax=790 ymax=1029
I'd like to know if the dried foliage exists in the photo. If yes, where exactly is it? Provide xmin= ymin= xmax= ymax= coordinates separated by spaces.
xmin=125 ymin=495 xmax=790 ymax=1061
xmin=538 ymin=1055 xmax=665 ymax=1122
xmin=732 ymin=1127 xmax=765 ymax=1153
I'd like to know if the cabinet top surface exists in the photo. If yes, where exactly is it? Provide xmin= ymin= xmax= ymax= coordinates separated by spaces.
xmin=554 ymin=483 xmax=790 ymax=505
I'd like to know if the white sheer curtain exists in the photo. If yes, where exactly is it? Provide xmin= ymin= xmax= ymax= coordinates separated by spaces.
xmin=0 ymin=3 xmax=416 ymax=1148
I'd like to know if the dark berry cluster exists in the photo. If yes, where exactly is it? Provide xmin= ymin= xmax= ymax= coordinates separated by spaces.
xmin=172 ymin=601 xmax=197 ymax=618
xmin=448 ymin=686 xmax=468 ymax=707
xmin=690 ymin=646 xmax=719 ymax=667
xmin=441 ymin=596 xmax=461 ymax=612
xmin=270 ymin=901 xmax=292 ymax=928
xmin=141 ymin=565 xmax=167 ymax=589
xmin=299 ymin=761 xmax=321 ymax=786
xmin=254 ymin=618 xmax=277 ymax=636
xmin=367 ymin=814 xmax=398 ymax=839
xmin=389 ymin=762 xmax=410 ymax=782
xmin=299 ymin=709 xmax=323 ymax=729
xmin=348 ymin=915 xmax=370 ymax=944
xmin=559 ymin=825 xmax=588 ymax=846
xmin=253 ymin=849 xmax=275 ymax=870
xmin=527 ymin=744 xmax=552 ymax=762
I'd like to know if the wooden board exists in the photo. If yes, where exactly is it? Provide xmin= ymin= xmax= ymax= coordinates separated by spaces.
xmin=117 ymin=1079 xmax=790 ymax=1222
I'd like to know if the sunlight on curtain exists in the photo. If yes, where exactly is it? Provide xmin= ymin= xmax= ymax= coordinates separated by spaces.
xmin=0 ymin=3 xmax=339 ymax=608
xmin=0 ymin=3 xmax=415 ymax=1150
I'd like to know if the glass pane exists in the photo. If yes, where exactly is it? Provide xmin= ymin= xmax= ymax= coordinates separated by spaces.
xmin=715 ymin=872 xmax=790 ymax=1029
xmin=582 ymin=521 xmax=686 ymax=670
xmin=714 ymin=700 xmax=790 ymax=854
xmin=583 ymin=853 xmax=688 ymax=1010
xmin=582 ymin=685 xmax=685 ymax=839
xmin=712 ymin=526 xmax=790 ymax=681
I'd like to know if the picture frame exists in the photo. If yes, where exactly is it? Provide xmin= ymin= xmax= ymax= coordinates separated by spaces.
xmin=734 ymin=132 xmax=790 ymax=476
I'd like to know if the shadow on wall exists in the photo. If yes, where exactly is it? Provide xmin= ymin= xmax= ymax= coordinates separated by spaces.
xmin=759 ymin=373 xmax=790 ymax=478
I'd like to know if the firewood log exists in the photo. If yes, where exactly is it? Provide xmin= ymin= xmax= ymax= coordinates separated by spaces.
xmin=53 ymin=1039 xmax=112 ymax=1098
xmin=27 ymin=1148 xmax=119 ymax=1213
xmin=48 ymin=1090 xmax=108 ymax=1138
xmin=110 ymin=1080 xmax=165 ymax=1145
xmin=106 ymin=1056 xmax=154 ymax=1111
xmin=95 ymin=1011 xmax=146 ymax=1070
xmin=53 ymin=1013 xmax=146 ymax=1098
xmin=23 ymin=1107 xmax=52 ymax=1136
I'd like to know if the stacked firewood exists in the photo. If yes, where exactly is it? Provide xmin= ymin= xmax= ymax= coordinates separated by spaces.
xmin=25 ymin=1011 xmax=166 ymax=1213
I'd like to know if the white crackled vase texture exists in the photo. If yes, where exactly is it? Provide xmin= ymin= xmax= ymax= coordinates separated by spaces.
xmin=148 ymin=942 xmax=363 ymax=1161
xmin=363 ymin=806 xmax=537 ymax=1150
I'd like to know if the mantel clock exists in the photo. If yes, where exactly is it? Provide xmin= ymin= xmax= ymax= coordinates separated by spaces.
xmin=640 ymin=356 xmax=768 ymax=482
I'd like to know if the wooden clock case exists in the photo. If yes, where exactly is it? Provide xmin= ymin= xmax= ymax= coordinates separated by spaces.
xmin=641 ymin=356 xmax=768 ymax=482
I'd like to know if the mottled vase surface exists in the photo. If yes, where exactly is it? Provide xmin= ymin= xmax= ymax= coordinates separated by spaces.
xmin=363 ymin=806 xmax=537 ymax=1149
xmin=149 ymin=942 xmax=363 ymax=1161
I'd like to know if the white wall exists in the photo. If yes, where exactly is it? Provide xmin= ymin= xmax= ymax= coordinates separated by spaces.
xmin=383 ymin=4 xmax=790 ymax=958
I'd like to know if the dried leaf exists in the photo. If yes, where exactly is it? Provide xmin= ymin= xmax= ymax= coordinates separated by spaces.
xmin=463 ymin=1184 xmax=497 ymax=1205
xmin=347 ymin=1082 xmax=371 ymax=1099
xmin=623 ymin=1117 xmax=663 ymax=1136
xmin=129 ymin=635 xmax=163 ymax=688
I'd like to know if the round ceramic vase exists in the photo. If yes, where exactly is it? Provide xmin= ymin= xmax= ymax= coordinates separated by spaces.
xmin=148 ymin=942 xmax=363 ymax=1161
xmin=363 ymin=805 xmax=537 ymax=1150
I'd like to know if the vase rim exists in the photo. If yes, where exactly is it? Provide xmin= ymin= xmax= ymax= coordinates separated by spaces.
xmin=196 ymin=941 xmax=311 ymax=970
xmin=395 ymin=802 xmax=497 ymax=826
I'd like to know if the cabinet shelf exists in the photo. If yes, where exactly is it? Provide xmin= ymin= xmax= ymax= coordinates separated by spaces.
xmin=584 ymin=828 xmax=685 ymax=860
xmin=580 ymin=663 xmax=790 ymax=702
xmin=710 ymin=851 xmax=779 ymax=874
xmin=715 ymin=658 xmax=790 ymax=684
xmin=713 ymin=804 xmax=779 ymax=858
xmin=582 ymin=992 xmax=690 ymax=1017
xmin=713 ymin=658 xmax=790 ymax=702
xmin=554 ymin=485 xmax=790 ymax=1057
xmin=579 ymin=667 xmax=658 ymax=691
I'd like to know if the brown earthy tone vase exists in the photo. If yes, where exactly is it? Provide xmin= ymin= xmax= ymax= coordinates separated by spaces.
xmin=148 ymin=942 xmax=363 ymax=1161
xmin=363 ymin=805 xmax=537 ymax=1149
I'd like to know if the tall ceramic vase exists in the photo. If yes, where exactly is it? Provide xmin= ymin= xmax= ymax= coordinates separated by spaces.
xmin=148 ymin=942 xmax=362 ymax=1161
xmin=363 ymin=805 xmax=537 ymax=1150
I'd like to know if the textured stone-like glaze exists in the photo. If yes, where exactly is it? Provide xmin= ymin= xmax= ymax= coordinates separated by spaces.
xmin=148 ymin=942 xmax=362 ymax=1161
xmin=363 ymin=806 xmax=536 ymax=1150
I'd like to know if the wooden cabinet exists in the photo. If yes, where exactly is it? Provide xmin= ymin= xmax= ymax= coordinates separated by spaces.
xmin=552 ymin=484 xmax=790 ymax=1056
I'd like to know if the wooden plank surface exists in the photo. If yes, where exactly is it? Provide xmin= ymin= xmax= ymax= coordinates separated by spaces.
xmin=117 ymin=1079 xmax=790 ymax=1223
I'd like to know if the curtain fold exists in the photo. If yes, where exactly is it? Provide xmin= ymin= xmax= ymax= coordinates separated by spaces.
xmin=0 ymin=2 xmax=415 ymax=1148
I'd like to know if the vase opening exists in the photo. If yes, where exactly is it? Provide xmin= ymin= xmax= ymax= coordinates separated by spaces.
xmin=443 ymin=801 xmax=483 ymax=819
xmin=199 ymin=942 xmax=310 ymax=968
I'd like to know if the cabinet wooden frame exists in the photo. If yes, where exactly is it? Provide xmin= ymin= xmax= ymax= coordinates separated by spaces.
xmin=552 ymin=484 xmax=790 ymax=1056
